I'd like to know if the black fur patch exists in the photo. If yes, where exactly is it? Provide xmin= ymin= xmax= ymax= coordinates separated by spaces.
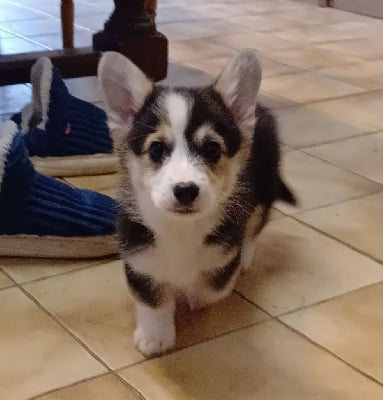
xmin=205 ymin=103 xmax=282 ymax=251
xmin=184 ymin=87 xmax=242 ymax=158
xmin=117 ymin=211 xmax=155 ymax=254
xmin=205 ymin=217 xmax=246 ymax=252
xmin=128 ymin=87 xmax=164 ymax=156
xmin=129 ymin=86 xmax=243 ymax=159
xmin=124 ymin=263 xmax=163 ymax=308
xmin=207 ymin=252 xmax=241 ymax=290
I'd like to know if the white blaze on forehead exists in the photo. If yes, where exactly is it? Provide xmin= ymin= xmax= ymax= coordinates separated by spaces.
xmin=163 ymin=92 xmax=191 ymax=137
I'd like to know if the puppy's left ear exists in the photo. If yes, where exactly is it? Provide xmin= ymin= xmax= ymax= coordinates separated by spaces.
xmin=214 ymin=49 xmax=262 ymax=130
xmin=98 ymin=52 xmax=153 ymax=132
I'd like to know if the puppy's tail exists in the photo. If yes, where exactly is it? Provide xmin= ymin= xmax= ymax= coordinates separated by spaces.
xmin=277 ymin=179 xmax=297 ymax=206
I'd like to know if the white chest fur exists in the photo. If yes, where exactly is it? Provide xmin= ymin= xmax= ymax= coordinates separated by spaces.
xmin=126 ymin=215 xmax=235 ymax=289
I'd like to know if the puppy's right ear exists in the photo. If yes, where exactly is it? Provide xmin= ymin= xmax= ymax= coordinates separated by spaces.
xmin=98 ymin=52 xmax=153 ymax=132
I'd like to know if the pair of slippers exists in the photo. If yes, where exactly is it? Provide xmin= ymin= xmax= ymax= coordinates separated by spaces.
xmin=0 ymin=58 xmax=119 ymax=259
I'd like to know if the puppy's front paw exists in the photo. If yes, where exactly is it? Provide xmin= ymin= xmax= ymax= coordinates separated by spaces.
xmin=134 ymin=327 xmax=175 ymax=357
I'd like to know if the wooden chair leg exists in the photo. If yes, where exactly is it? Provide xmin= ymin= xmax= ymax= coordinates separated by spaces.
xmin=61 ymin=0 xmax=74 ymax=49
xmin=145 ymin=0 xmax=157 ymax=17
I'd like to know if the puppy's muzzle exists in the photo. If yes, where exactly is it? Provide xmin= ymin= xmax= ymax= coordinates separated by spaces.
xmin=173 ymin=182 xmax=199 ymax=209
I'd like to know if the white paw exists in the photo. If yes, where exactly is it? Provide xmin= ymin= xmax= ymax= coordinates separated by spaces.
xmin=187 ymin=294 xmax=209 ymax=311
xmin=241 ymin=261 xmax=253 ymax=272
xmin=241 ymin=243 xmax=256 ymax=271
xmin=134 ymin=327 xmax=175 ymax=357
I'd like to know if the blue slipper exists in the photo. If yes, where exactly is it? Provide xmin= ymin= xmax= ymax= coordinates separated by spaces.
xmin=0 ymin=121 xmax=118 ymax=258
xmin=11 ymin=57 xmax=118 ymax=177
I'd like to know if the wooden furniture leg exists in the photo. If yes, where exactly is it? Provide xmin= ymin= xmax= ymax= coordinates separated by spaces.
xmin=146 ymin=0 xmax=157 ymax=17
xmin=0 ymin=0 xmax=167 ymax=85
xmin=93 ymin=0 xmax=168 ymax=81
xmin=61 ymin=0 xmax=74 ymax=49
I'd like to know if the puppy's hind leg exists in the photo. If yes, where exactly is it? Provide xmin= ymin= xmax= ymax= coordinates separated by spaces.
xmin=241 ymin=239 xmax=257 ymax=271
xmin=188 ymin=252 xmax=242 ymax=310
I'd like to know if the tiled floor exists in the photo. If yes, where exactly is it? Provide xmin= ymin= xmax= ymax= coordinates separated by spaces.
xmin=1 ymin=0 xmax=383 ymax=399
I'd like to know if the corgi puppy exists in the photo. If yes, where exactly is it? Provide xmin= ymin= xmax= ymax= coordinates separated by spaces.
xmin=98 ymin=49 xmax=296 ymax=356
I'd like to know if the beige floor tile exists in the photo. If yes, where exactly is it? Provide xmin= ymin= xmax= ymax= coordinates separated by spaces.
xmin=227 ymin=14 xmax=308 ymax=32
xmin=64 ymin=173 xmax=120 ymax=192
xmin=282 ymin=282 xmax=383 ymax=383
xmin=24 ymin=261 xmax=143 ymax=370
xmin=0 ymin=287 xmax=105 ymax=400
xmin=265 ymin=46 xmax=361 ymax=70
xmin=35 ymin=374 xmax=140 ymax=400
xmin=119 ymin=320 xmax=383 ymax=400
xmin=176 ymin=294 xmax=267 ymax=348
xmin=308 ymin=91 xmax=383 ymax=132
xmin=269 ymin=208 xmax=285 ymax=220
xmin=0 ymin=84 xmax=31 ymax=115
xmin=275 ymin=105 xmax=367 ymax=148
xmin=65 ymin=76 xmax=103 ymax=103
xmin=319 ymin=60 xmax=383 ymax=90
xmin=25 ymin=261 xmax=266 ymax=368
xmin=280 ymin=143 xmax=292 ymax=153
xmin=282 ymin=6 xmax=372 ymax=25
xmin=275 ymin=21 xmax=380 ymax=45
xmin=184 ymin=57 xmax=229 ymax=77
xmin=276 ymin=151 xmax=379 ymax=214
xmin=236 ymin=218 xmax=383 ymax=315
xmin=156 ymin=5 xmax=205 ymax=24
xmin=209 ymin=32 xmax=299 ymax=52
xmin=297 ymin=192 xmax=383 ymax=263
xmin=159 ymin=20 xmax=248 ymax=41
xmin=261 ymin=72 xmax=365 ymax=104
xmin=0 ymin=257 xmax=103 ymax=283
xmin=258 ymin=92 xmax=297 ymax=110
xmin=194 ymin=3 xmax=251 ymax=19
xmin=260 ymin=58 xmax=302 ymax=77
xmin=305 ymin=132 xmax=383 ymax=184
xmin=99 ymin=187 xmax=118 ymax=199
xmin=160 ymin=62 xmax=213 ymax=87
xmin=169 ymin=39 xmax=236 ymax=63
xmin=0 ymin=270 xmax=13 ymax=289
xmin=243 ymin=0 xmax=314 ymax=14
xmin=31 ymin=30 xmax=93 ymax=50
xmin=317 ymin=38 xmax=383 ymax=61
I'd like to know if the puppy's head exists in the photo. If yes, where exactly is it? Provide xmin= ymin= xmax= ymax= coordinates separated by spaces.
xmin=98 ymin=50 xmax=262 ymax=218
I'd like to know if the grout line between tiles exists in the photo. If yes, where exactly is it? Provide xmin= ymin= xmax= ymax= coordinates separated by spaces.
xmin=115 ymin=317 xmax=270 ymax=373
xmin=277 ymin=319 xmax=383 ymax=388
xmin=288 ymin=211 xmax=383 ymax=267
xmin=298 ymin=147 xmax=383 ymax=187
xmin=4 ymin=0 xmax=96 ymax=33
xmin=276 ymin=186 xmax=383 ymax=220
xmin=258 ymin=87 xmax=383 ymax=110
xmin=2 ymin=265 xmax=268 ymax=397
xmin=27 ymin=372 xmax=109 ymax=400
xmin=0 ymin=257 xmax=118 ymax=287
xmin=1 ymin=274 xmax=147 ymax=400
xmin=0 ymin=282 xmax=14 ymax=291
xmin=5 ymin=0 xmax=63 ymax=20
xmin=235 ymin=289 xmax=383 ymax=387
xmin=234 ymin=290 xmax=274 ymax=318
xmin=298 ymin=149 xmax=383 ymax=193
xmin=277 ymin=279 xmax=383 ymax=319
xmin=26 ymin=369 xmax=147 ymax=400
xmin=0 ymin=26 xmax=51 ymax=49
xmin=261 ymin=53 xmax=366 ymax=73
xmin=295 ymin=128 xmax=383 ymax=150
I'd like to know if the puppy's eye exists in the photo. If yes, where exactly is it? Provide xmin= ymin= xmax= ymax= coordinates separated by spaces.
xmin=202 ymin=141 xmax=221 ymax=163
xmin=149 ymin=141 xmax=168 ymax=163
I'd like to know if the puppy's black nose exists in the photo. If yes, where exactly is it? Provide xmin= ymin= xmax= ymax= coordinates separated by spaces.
xmin=173 ymin=182 xmax=199 ymax=205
